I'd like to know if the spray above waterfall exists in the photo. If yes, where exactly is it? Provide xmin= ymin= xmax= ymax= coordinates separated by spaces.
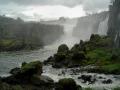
xmin=45 ymin=18 xmax=80 ymax=49
xmin=44 ymin=12 xmax=109 ymax=49
xmin=97 ymin=16 xmax=109 ymax=35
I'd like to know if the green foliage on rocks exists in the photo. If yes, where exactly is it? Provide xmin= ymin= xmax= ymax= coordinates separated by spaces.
xmin=57 ymin=44 xmax=69 ymax=53
xmin=21 ymin=61 xmax=43 ymax=75
xmin=45 ymin=34 xmax=120 ymax=74
xmin=56 ymin=78 xmax=81 ymax=90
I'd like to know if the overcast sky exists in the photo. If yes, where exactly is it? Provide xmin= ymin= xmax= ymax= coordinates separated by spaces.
xmin=0 ymin=0 xmax=110 ymax=21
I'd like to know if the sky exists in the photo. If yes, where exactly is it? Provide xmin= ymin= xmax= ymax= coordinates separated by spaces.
xmin=0 ymin=0 xmax=110 ymax=21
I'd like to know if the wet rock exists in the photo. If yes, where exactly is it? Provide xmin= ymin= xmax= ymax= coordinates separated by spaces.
xmin=102 ymin=79 xmax=112 ymax=84
xmin=57 ymin=44 xmax=69 ymax=53
xmin=78 ymin=75 xmax=96 ymax=84
xmin=3 ymin=61 xmax=43 ymax=84
xmin=55 ymin=78 xmax=81 ymax=90
xmin=21 ymin=61 xmax=43 ymax=76
xmin=31 ymin=75 xmax=54 ymax=86
xmin=10 ymin=67 xmax=21 ymax=75
xmin=44 ymin=56 xmax=54 ymax=65
xmin=52 ymin=63 xmax=62 ymax=68
xmin=98 ymin=76 xmax=105 ymax=79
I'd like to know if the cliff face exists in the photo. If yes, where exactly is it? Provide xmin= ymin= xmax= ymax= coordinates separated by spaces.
xmin=107 ymin=0 xmax=120 ymax=48
xmin=73 ymin=12 xmax=108 ymax=40
xmin=0 ymin=16 xmax=64 ymax=51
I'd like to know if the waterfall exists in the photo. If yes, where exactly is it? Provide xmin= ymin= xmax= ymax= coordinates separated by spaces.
xmin=45 ymin=19 xmax=80 ymax=49
xmin=60 ymin=19 xmax=80 ymax=47
xmin=97 ymin=16 xmax=109 ymax=35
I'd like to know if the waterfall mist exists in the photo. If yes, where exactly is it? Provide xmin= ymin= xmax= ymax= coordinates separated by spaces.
xmin=44 ymin=12 xmax=109 ymax=49
xmin=97 ymin=16 xmax=109 ymax=35
xmin=45 ymin=19 xmax=80 ymax=49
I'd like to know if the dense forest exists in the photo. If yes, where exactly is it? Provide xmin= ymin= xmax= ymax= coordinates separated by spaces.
xmin=0 ymin=16 xmax=64 ymax=51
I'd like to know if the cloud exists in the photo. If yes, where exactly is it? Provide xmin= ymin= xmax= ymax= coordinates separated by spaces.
xmin=0 ymin=2 xmax=85 ymax=21
xmin=0 ymin=0 xmax=110 ymax=12
xmin=0 ymin=0 xmax=82 ymax=7
xmin=82 ymin=0 xmax=110 ymax=13
xmin=0 ymin=0 xmax=111 ymax=21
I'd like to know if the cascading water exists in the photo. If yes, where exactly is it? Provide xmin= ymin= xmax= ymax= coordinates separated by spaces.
xmin=45 ymin=19 xmax=80 ymax=49
xmin=60 ymin=19 xmax=80 ymax=47
xmin=97 ymin=16 xmax=109 ymax=35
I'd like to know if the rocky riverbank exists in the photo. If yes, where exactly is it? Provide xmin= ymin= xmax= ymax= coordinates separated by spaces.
xmin=0 ymin=61 xmax=81 ymax=90
xmin=44 ymin=34 xmax=120 ymax=74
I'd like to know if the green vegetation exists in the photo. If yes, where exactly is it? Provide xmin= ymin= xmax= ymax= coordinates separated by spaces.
xmin=113 ymin=87 xmax=120 ymax=90
xmin=56 ymin=78 xmax=81 ymax=90
xmin=45 ymin=34 xmax=120 ymax=74
xmin=21 ymin=61 xmax=43 ymax=75
xmin=0 ymin=15 xmax=64 ymax=51
xmin=84 ymin=88 xmax=93 ymax=90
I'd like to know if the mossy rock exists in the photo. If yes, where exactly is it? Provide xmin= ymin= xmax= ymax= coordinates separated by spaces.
xmin=21 ymin=61 xmax=42 ymax=76
xmin=54 ymin=53 xmax=66 ymax=62
xmin=71 ymin=44 xmax=81 ymax=53
xmin=72 ymin=51 xmax=86 ymax=62
xmin=57 ymin=44 xmax=69 ymax=53
xmin=90 ymin=34 xmax=101 ymax=42
xmin=56 ymin=78 xmax=81 ymax=90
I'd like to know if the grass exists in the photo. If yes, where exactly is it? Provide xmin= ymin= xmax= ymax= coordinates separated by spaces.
xmin=101 ymin=64 xmax=120 ymax=74
xmin=112 ymin=87 xmax=120 ymax=90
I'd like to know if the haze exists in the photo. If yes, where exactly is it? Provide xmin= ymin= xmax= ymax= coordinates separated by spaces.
xmin=0 ymin=0 xmax=110 ymax=21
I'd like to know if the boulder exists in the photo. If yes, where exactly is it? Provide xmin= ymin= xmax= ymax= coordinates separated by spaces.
xmin=55 ymin=78 xmax=81 ymax=90
xmin=10 ymin=68 xmax=21 ymax=75
xmin=57 ymin=44 xmax=69 ymax=53
xmin=31 ymin=75 xmax=54 ymax=86
xmin=102 ymin=79 xmax=112 ymax=84
xmin=78 ymin=75 xmax=96 ymax=84
xmin=21 ymin=61 xmax=43 ymax=76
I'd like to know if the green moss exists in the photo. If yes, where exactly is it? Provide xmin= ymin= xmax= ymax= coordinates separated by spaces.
xmin=21 ymin=61 xmax=42 ymax=75
xmin=57 ymin=44 xmax=69 ymax=53
xmin=0 ymin=39 xmax=25 ymax=51
xmin=101 ymin=64 xmax=120 ymax=74
xmin=84 ymin=88 xmax=93 ymax=90
xmin=12 ymin=85 xmax=23 ymax=90
xmin=113 ymin=87 xmax=120 ymax=90
xmin=57 ymin=78 xmax=79 ymax=90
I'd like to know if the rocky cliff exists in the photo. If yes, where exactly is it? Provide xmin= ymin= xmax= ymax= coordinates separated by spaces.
xmin=0 ymin=16 xmax=64 ymax=51
xmin=107 ymin=0 xmax=120 ymax=48
xmin=73 ymin=12 xmax=108 ymax=40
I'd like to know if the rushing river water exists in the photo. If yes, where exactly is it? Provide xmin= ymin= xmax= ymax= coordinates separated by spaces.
xmin=0 ymin=47 xmax=56 ymax=77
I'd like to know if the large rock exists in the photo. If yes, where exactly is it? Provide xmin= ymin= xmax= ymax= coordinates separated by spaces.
xmin=31 ymin=75 xmax=54 ymax=86
xmin=3 ymin=61 xmax=43 ymax=84
xmin=55 ymin=78 xmax=81 ymax=90
xmin=57 ymin=44 xmax=69 ymax=53
xmin=21 ymin=61 xmax=43 ymax=76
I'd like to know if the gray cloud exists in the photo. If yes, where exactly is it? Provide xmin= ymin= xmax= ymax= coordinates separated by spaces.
xmin=82 ymin=0 xmax=110 ymax=13
xmin=0 ymin=0 xmax=111 ymax=13
xmin=0 ymin=0 xmax=111 ymax=18
xmin=0 ymin=0 xmax=82 ymax=6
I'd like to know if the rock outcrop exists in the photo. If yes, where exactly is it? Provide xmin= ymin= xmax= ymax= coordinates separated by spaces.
xmin=107 ymin=0 xmax=120 ymax=48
